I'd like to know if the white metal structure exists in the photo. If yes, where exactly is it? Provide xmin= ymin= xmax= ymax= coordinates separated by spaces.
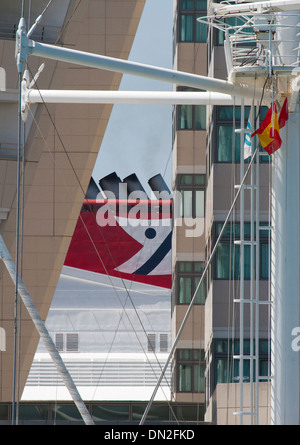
xmin=204 ymin=1 xmax=300 ymax=425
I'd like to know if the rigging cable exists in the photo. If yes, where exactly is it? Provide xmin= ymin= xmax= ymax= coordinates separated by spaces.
xmin=12 ymin=65 xmax=23 ymax=428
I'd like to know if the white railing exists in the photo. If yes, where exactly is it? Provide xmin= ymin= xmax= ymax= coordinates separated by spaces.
xmin=26 ymin=354 xmax=172 ymax=388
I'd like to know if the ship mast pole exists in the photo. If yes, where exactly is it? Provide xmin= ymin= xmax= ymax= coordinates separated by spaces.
xmin=270 ymin=10 xmax=300 ymax=426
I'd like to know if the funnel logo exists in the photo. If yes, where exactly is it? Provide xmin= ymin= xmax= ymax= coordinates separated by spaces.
xmin=64 ymin=174 xmax=173 ymax=288
xmin=114 ymin=216 xmax=172 ymax=276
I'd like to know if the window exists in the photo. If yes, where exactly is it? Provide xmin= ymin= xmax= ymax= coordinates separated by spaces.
xmin=18 ymin=404 xmax=49 ymax=421
xmin=176 ymin=349 xmax=205 ymax=393
xmin=147 ymin=333 xmax=169 ymax=352
xmin=215 ymin=16 xmax=254 ymax=46
xmin=91 ymin=404 xmax=129 ymax=422
xmin=66 ymin=333 xmax=79 ymax=352
xmin=213 ymin=339 xmax=270 ymax=388
xmin=178 ymin=0 xmax=207 ymax=43
xmin=176 ymin=261 xmax=206 ymax=304
xmin=147 ymin=333 xmax=156 ymax=352
xmin=179 ymin=103 xmax=206 ymax=130
xmin=55 ymin=333 xmax=79 ymax=352
xmin=216 ymin=106 xmax=248 ymax=163
xmin=214 ymin=222 xmax=270 ymax=280
xmin=177 ymin=174 xmax=206 ymax=218
xmin=160 ymin=334 xmax=168 ymax=352
xmin=214 ymin=106 xmax=270 ymax=163
xmin=55 ymin=333 xmax=64 ymax=352
xmin=176 ymin=87 xmax=206 ymax=131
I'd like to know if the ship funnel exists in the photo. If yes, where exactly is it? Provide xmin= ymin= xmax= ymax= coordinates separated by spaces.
xmin=123 ymin=173 xmax=149 ymax=199
xmin=85 ymin=177 xmax=102 ymax=199
xmin=148 ymin=174 xmax=171 ymax=199
xmin=99 ymin=172 xmax=123 ymax=199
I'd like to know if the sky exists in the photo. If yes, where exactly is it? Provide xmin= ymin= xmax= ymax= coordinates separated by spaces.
xmin=92 ymin=0 xmax=174 ymax=196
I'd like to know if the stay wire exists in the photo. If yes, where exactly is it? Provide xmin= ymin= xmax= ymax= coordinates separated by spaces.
xmin=12 ymin=70 xmax=23 ymax=426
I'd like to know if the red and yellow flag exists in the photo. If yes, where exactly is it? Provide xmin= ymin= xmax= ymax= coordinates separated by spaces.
xmin=279 ymin=97 xmax=288 ymax=129
xmin=251 ymin=102 xmax=282 ymax=155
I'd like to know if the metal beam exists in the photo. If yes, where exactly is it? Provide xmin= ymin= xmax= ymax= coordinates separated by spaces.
xmin=24 ymin=89 xmax=246 ymax=105
xmin=15 ymin=17 xmax=266 ymax=102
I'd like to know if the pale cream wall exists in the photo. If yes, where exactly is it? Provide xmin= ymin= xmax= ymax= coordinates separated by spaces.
xmin=206 ymin=382 xmax=271 ymax=425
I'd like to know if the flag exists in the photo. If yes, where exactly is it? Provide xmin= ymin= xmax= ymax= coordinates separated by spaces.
xmin=244 ymin=106 xmax=253 ymax=160
xmin=251 ymin=102 xmax=282 ymax=155
xmin=279 ymin=97 xmax=288 ymax=129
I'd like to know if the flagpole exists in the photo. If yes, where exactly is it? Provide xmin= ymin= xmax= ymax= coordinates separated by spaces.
xmin=271 ymin=101 xmax=300 ymax=425
xmin=270 ymin=10 xmax=300 ymax=425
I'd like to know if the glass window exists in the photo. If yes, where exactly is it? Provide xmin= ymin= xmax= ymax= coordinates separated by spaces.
xmin=179 ymin=364 xmax=192 ymax=391
xmin=214 ymin=222 xmax=269 ymax=280
xmin=179 ymin=14 xmax=207 ymax=43
xmin=217 ymin=125 xmax=240 ymax=162
xmin=91 ymin=405 xmax=129 ymax=422
xmin=213 ymin=339 xmax=270 ymax=389
xmin=195 ymin=104 xmax=207 ymax=129
xmin=160 ymin=333 xmax=168 ymax=352
xmin=177 ymin=261 xmax=206 ymax=304
xmin=181 ymin=0 xmax=207 ymax=9
xmin=55 ymin=333 xmax=64 ymax=352
xmin=259 ymin=360 xmax=270 ymax=381
xmin=216 ymin=16 xmax=253 ymax=46
xmin=18 ymin=404 xmax=49 ymax=421
xmin=177 ymin=88 xmax=206 ymax=130
xmin=216 ymin=242 xmax=251 ymax=279
xmin=178 ymin=104 xmax=206 ymax=130
xmin=66 ymin=333 xmax=78 ymax=352
xmin=181 ymin=0 xmax=195 ymax=10
xmin=0 ymin=404 xmax=9 ymax=420
xmin=132 ymin=405 xmax=169 ymax=421
xmin=180 ymin=14 xmax=194 ymax=41
xmin=195 ymin=16 xmax=207 ymax=42
xmin=180 ymin=104 xmax=193 ymax=129
xmin=260 ymin=243 xmax=269 ymax=279
xmin=177 ymin=174 xmax=206 ymax=219
xmin=178 ymin=0 xmax=207 ymax=43
xmin=52 ymin=404 xmax=82 ymax=421
xmin=176 ymin=349 xmax=205 ymax=393
xmin=214 ymin=106 xmax=270 ymax=163
xmin=147 ymin=333 xmax=156 ymax=352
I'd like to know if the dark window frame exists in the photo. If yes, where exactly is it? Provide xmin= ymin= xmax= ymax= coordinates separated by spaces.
xmin=212 ymin=221 xmax=270 ymax=281
xmin=177 ymin=0 xmax=207 ymax=44
xmin=176 ymin=348 xmax=205 ymax=393
xmin=175 ymin=260 xmax=206 ymax=305
xmin=213 ymin=105 xmax=270 ymax=164
xmin=211 ymin=338 xmax=270 ymax=392
xmin=176 ymin=174 xmax=206 ymax=219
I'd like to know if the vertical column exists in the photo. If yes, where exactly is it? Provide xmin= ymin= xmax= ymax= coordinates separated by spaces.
xmin=239 ymin=100 xmax=245 ymax=425
xmin=271 ymin=104 xmax=300 ymax=425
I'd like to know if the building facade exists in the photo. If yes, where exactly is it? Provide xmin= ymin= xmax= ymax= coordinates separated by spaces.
xmin=171 ymin=0 xmax=271 ymax=424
